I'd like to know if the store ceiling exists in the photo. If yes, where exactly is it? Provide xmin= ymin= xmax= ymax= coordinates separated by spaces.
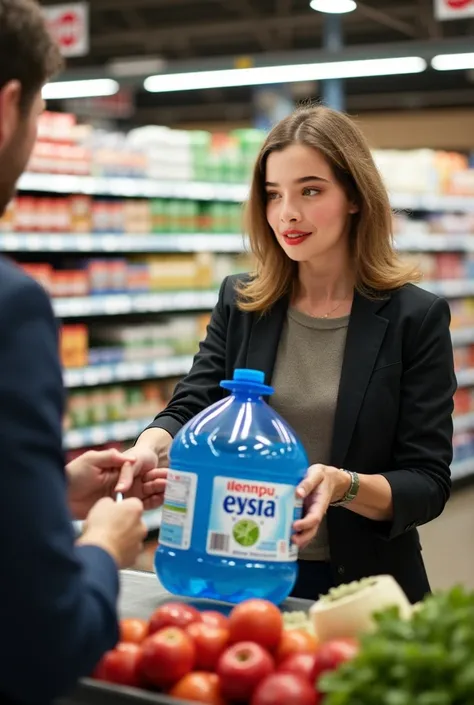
xmin=41 ymin=0 xmax=474 ymax=125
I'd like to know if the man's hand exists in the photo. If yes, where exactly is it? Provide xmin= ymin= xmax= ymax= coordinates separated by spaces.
xmin=78 ymin=497 xmax=147 ymax=569
xmin=66 ymin=448 xmax=166 ymax=520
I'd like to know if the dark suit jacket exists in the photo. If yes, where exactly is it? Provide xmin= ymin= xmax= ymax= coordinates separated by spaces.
xmin=148 ymin=274 xmax=457 ymax=604
xmin=0 ymin=256 xmax=118 ymax=705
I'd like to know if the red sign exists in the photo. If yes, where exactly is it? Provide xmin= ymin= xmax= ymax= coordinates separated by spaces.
xmin=43 ymin=3 xmax=89 ymax=57
xmin=434 ymin=0 xmax=474 ymax=19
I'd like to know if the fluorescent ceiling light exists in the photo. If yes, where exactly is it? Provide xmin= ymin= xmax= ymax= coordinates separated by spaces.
xmin=42 ymin=79 xmax=119 ymax=100
xmin=309 ymin=0 xmax=357 ymax=13
xmin=144 ymin=57 xmax=427 ymax=93
xmin=431 ymin=53 xmax=474 ymax=71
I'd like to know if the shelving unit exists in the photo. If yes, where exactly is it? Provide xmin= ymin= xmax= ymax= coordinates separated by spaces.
xmin=4 ymin=171 xmax=474 ymax=485
xmin=53 ymin=290 xmax=218 ymax=318
xmin=64 ymin=355 xmax=194 ymax=388
xmin=0 ymin=232 xmax=247 ymax=254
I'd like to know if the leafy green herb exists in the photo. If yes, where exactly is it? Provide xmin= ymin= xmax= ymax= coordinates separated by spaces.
xmin=320 ymin=586 xmax=474 ymax=704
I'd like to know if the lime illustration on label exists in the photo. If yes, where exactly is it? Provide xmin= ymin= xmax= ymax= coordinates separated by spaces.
xmin=206 ymin=476 xmax=301 ymax=562
xmin=233 ymin=519 xmax=260 ymax=547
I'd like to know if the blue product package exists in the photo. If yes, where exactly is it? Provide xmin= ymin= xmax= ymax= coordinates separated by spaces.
xmin=155 ymin=368 xmax=308 ymax=605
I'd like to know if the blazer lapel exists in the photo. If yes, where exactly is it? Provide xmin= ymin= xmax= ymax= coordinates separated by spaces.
xmin=246 ymin=296 xmax=288 ymax=388
xmin=330 ymin=290 xmax=389 ymax=468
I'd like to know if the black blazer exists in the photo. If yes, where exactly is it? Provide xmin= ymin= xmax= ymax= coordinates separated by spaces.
xmin=148 ymin=274 xmax=457 ymax=604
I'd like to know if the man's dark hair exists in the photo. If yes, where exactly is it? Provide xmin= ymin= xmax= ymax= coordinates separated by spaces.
xmin=0 ymin=0 xmax=63 ymax=111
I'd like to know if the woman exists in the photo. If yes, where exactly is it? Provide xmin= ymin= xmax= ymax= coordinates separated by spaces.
xmin=128 ymin=105 xmax=456 ymax=604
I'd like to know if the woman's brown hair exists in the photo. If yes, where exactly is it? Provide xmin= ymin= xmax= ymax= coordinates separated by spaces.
xmin=237 ymin=105 xmax=419 ymax=313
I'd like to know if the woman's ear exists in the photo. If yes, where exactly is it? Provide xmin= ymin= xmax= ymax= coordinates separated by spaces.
xmin=348 ymin=201 xmax=360 ymax=214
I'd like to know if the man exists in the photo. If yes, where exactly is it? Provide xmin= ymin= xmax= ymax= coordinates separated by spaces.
xmin=0 ymin=2 xmax=164 ymax=703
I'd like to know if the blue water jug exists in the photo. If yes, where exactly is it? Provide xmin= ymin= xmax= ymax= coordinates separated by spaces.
xmin=155 ymin=368 xmax=309 ymax=604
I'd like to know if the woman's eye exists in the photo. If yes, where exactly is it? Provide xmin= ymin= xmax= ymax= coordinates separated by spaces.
xmin=266 ymin=191 xmax=280 ymax=201
xmin=303 ymin=187 xmax=320 ymax=196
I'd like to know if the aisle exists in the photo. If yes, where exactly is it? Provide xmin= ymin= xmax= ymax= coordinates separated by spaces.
xmin=420 ymin=483 xmax=474 ymax=590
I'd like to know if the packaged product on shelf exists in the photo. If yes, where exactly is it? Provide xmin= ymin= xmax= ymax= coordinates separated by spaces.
xmin=89 ymin=387 xmax=109 ymax=425
xmin=67 ymin=390 xmax=91 ymax=429
xmin=107 ymin=386 xmax=126 ymax=422
xmin=453 ymin=432 xmax=474 ymax=463
xmin=126 ymin=263 xmax=150 ymax=293
xmin=20 ymin=263 xmax=53 ymax=293
xmin=453 ymin=346 xmax=468 ymax=371
xmin=454 ymin=388 xmax=471 ymax=416
xmin=0 ymin=199 xmax=14 ymax=232
xmin=69 ymin=196 xmax=92 ymax=233
xmin=427 ymin=213 xmax=474 ymax=235
xmin=14 ymin=196 xmax=36 ymax=231
xmin=51 ymin=269 xmax=89 ymax=297
xmin=448 ymin=168 xmax=474 ymax=197
xmin=60 ymin=324 xmax=88 ymax=369
xmin=87 ymin=258 xmax=127 ymax=294
xmin=435 ymin=252 xmax=465 ymax=280
xmin=37 ymin=111 xmax=77 ymax=143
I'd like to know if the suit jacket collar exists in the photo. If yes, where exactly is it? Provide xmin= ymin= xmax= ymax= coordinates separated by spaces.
xmin=246 ymin=289 xmax=390 ymax=467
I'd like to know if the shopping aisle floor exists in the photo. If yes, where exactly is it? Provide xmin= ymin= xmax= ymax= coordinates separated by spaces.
xmin=420 ymin=483 xmax=474 ymax=590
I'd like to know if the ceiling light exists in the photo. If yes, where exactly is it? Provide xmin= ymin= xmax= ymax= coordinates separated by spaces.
xmin=309 ymin=0 xmax=357 ymax=13
xmin=42 ymin=79 xmax=120 ymax=100
xmin=144 ymin=57 xmax=426 ymax=93
xmin=431 ymin=53 xmax=474 ymax=71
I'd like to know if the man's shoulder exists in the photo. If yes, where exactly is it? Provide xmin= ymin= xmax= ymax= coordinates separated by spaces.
xmin=0 ymin=255 xmax=52 ymax=321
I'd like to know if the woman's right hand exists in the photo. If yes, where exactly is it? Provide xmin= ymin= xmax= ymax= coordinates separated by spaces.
xmin=78 ymin=497 xmax=147 ymax=569
xmin=114 ymin=429 xmax=173 ymax=509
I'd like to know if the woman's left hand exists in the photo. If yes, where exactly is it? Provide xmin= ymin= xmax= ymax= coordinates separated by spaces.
xmin=292 ymin=464 xmax=348 ymax=548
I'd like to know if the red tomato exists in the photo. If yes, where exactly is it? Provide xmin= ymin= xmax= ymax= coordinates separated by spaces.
xmin=217 ymin=641 xmax=274 ymax=702
xmin=200 ymin=610 xmax=229 ymax=630
xmin=170 ymin=672 xmax=226 ymax=705
xmin=139 ymin=627 xmax=195 ymax=689
xmin=185 ymin=622 xmax=230 ymax=670
xmin=275 ymin=629 xmax=319 ymax=664
xmin=278 ymin=652 xmax=319 ymax=682
xmin=251 ymin=673 xmax=320 ymax=705
xmin=120 ymin=618 xmax=148 ymax=644
xmin=312 ymin=638 xmax=359 ymax=683
xmin=228 ymin=599 xmax=283 ymax=651
xmin=93 ymin=643 xmax=142 ymax=687
xmin=148 ymin=602 xmax=202 ymax=634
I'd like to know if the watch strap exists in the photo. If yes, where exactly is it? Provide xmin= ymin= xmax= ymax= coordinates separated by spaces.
xmin=330 ymin=469 xmax=359 ymax=507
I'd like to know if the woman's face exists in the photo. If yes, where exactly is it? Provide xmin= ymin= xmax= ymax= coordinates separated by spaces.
xmin=265 ymin=143 xmax=358 ymax=267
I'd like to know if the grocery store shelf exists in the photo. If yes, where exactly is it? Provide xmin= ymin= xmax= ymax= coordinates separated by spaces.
xmin=453 ymin=413 xmax=474 ymax=433
xmin=421 ymin=280 xmax=474 ymax=298
xmin=0 ymin=232 xmax=247 ymax=253
xmin=53 ymin=289 xmax=218 ymax=318
xmin=3 ymin=231 xmax=474 ymax=255
xmin=64 ymin=355 xmax=194 ymax=387
xmin=65 ymin=416 xmax=153 ymax=449
xmin=395 ymin=234 xmax=474 ymax=252
xmin=18 ymin=173 xmax=248 ymax=202
xmin=451 ymin=459 xmax=474 ymax=482
xmin=390 ymin=193 xmax=474 ymax=213
xmin=451 ymin=327 xmax=474 ymax=346
xmin=15 ymin=174 xmax=474 ymax=211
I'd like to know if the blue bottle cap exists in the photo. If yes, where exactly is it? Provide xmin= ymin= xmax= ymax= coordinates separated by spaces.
xmin=233 ymin=368 xmax=266 ymax=384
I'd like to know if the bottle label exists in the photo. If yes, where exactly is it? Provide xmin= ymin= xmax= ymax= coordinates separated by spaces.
xmin=158 ymin=469 xmax=198 ymax=550
xmin=206 ymin=477 xmax=302 ymax=562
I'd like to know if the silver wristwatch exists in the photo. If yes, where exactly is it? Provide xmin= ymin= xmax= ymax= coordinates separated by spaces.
xmin=330 ymin=469 xmax=360 ymax=507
